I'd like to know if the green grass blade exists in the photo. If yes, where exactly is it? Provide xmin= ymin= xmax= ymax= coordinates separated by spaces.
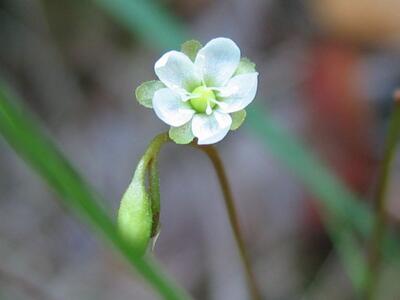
xmin=246 ymin=106 xmax=370 ymax=230
xmin=93 ymin=0 xmax=188 ymax=50
xmin=246 ymin=105 xmax=400 ymax=289
xmin=0 ymin=83 xmax=190 ymax=300
xmin=363 ymin=93 xmax=400 ymax=299
xmin=246 ymin=105 xmax=400 ymax=248
xmin=246 ymin=106 xmax=370 ymax=289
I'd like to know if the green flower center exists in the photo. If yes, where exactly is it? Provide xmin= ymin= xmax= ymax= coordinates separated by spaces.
xmin=189 ymin=86 xmax=216 ymax=113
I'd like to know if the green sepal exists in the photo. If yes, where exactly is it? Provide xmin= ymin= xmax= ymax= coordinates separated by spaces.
xmin=118 ymin=159 xmax=153 ymax=256
xmin=135 ymin=80 xmax=165 ymax=108
xmin=230 ymin=110 xmax=247 ymax=130
xmin=181 ymin=40 xmax=202 ymax=61
xmin=149 ymin=157 xmax=160 ymax=237
xmin=169 ymin=122 xmax=194 ymax=144
xmin=234 ymin=57 xmax=256 ymax=76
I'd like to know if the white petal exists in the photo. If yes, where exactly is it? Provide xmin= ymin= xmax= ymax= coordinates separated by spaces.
xmin=155 ymin=51 xmax=201 ymax=92
xmin=192 ymin=111 xmax=232 ymax=145
xmin=195 ymin=38 xmax=240 ymax=87
xmin=216 ymin=72 xmax=258 ymax=113
xmin=153 ymin=88 xmax=195 ymax=127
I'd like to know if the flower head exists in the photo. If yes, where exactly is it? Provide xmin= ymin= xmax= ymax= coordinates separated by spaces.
xmin=135 ymin=38 xmax=258 ymax=145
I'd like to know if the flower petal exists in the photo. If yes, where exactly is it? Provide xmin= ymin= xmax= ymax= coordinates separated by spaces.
xmin=195 ymin=38 xmax=240 ymax=87
xmin=217 ymin=72 xmax=258 ymax=113
xmin=153 ymin=88 xmax=195 ymax=127
xmin=192 ymin=111 xmax=232 ymax=145
xmin=155 ymin=51 xmax=201 ymax=93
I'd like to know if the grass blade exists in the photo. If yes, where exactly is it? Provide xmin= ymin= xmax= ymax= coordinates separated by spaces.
xmin=0 ymin=83 xmax=190 ymax=300
xmin=246 ymin=106 xmax=370 ymax=289
xmin=93 ymin=0 xmax=188 ymax=49
xmin=246 ymin=105 xmax=400 ymax=290
xmin=364 ymin=91 xmax=400 ymax=299
xmin=246 ymin=106 xmax=370 ymax=232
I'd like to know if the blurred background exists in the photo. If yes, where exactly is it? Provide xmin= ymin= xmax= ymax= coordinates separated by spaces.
xmin=1 ymin=0 xmax=400 ymax=299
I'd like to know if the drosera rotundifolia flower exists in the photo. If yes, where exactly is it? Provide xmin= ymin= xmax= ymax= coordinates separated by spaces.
xmin=135 ymin=37 xmax=258 ymax=145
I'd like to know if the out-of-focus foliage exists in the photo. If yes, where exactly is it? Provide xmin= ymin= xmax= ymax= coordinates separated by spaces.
xmin=94 ymin=0 xmax=188 ymax=49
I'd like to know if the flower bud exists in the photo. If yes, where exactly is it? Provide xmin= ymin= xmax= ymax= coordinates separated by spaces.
xmin=118 ymin=159 xmax=152 ymax=256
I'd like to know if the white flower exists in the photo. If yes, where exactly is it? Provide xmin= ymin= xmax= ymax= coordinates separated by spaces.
xmin=137 ymin=38 xmax=258 ymax=145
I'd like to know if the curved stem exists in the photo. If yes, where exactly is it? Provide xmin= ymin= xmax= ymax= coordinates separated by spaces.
xmin=144 ymin=134 xmax=261 ymax=299
xmin=140 ymin=132 xmax=170 ymax=173
xmin=365 ymin=90 xmax=400 ymax=300
xmin=195 ymin=145 xmax=262 ymax=300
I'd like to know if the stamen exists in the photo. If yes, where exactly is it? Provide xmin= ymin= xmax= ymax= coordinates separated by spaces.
xmin=206 ymin=101 xmax=213 ymax=115
xmin=180 ymin=90 xmax=193 ymax=102
xmin=214 ymin=100 xmax=229 ymax=110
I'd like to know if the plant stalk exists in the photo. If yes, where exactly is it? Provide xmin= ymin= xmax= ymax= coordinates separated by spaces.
xmin=196 ymin=145 xmax=263 ymax=300
xmin=365 ymin=90 xmax=400 ymax=300
xmin=138 ymin=133 xmax=262 ymax=299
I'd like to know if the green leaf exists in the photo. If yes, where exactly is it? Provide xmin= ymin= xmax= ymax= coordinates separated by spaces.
xmin=0 ymin=83 xmax=189 ymax=300
xmin=230 ymin=110 xmax=246 ymax=130
xmin=181 ymin=40 xmax=202 ymax=61
xmin=169 ymin=122 xmax=194 ymax=144
xmin=234 ymin=57 xmax=256 ymax=75
xmin=135 ymin=80 xmax=165 ymax=108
